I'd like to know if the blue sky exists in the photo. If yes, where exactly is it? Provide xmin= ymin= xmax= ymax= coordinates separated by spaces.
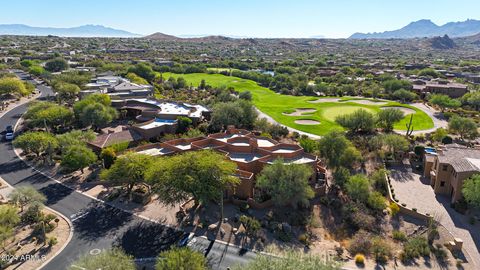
xmin=2 ymin=0 xmax=479 ymax=38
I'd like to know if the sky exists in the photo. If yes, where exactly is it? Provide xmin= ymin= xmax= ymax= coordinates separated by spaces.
xmin=2 ymin=0 xmax=479 ymax=38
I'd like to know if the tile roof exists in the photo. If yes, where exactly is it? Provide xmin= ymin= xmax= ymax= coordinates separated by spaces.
xmin=437 ymin=146 xmax=480 ymax=173
xmin=89 ymin=129 xmax=143 ymax=149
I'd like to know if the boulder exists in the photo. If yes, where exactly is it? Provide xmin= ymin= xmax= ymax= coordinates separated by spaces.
xmin=208 ymin=223 xmax=217 ymax=231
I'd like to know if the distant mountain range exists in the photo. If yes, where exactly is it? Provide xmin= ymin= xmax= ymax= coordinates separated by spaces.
xmin=350 ymin=19 xmax=480 ymax=39
xmin=145 ymin=32 xmax=235 ymax=42
xmin=0 ymin=24 xmax=141 ymax=37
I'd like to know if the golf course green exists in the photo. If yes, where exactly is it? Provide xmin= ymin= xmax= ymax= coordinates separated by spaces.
xmin=161 ymin=72 xmax=434 ymax=136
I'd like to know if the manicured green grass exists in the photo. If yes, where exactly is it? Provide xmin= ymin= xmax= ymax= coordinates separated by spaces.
xmin=206 ymin=67 xmax=239 ymax=73
xmin=161 ymin=72 xmax=434 ymax=135
xmin=322 ymin=106 xmax=376 ymax=122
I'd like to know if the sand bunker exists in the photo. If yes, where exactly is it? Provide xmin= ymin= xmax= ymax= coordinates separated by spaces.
xmin=283 ymin=108 xmax=317 ymax=116
xmin=343 ymin=99 xmax=389 ymax=105
xmin=381 ymin=106 xmax=415 ymax=115
xmin=295 ymin=119 xmax=320 ymax=125
xmin=308 ymin=98 xmax=341 ymax=103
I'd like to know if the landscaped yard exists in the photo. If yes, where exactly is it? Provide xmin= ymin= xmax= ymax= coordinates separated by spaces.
xmin=161 ymin=72 xmax=434 ymax=136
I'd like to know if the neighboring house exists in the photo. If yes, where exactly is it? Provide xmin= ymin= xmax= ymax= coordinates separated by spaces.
xmin=424 ymin=145 xmax=480 ymax=203
xmin=465 ymin=74 xmax=480 ymax=84
xmin=88 ymin=127 xmax=143 ymax=153
xmin=112 ymin=98 xmax=211 ymax=124
xmin=87 ymin=98 xmax=210 ymax=151
xmin=80 ymin=75 xmax=154 ymax=99
xmin=413 ymin=80 xmax=468 ymax=98
xmin=130 ymin=126 xmax=326 ymax=200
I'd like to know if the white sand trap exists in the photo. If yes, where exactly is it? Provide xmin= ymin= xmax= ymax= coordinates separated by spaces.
xmin=295 ymin=119 xmax=320 ymax=125
xmin=344 ymin=99 xmax=389 ymax=105
xmin=283 ymin=108 xmax=317 ymax=116
xmin=308 ymin=98 xmax=341 ymax=103
xmin=381 ymin=106 xmax=415 ymax=115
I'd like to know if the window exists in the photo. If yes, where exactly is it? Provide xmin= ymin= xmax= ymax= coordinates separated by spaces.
xmin=442 ymin=165 xmax=448 ymax=171
xmin=440 ymin=181 xmax=445 ymax=187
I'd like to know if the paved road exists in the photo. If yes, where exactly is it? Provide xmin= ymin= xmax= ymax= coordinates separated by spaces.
xmin=0 ymin=71 xmax=255 ymax=270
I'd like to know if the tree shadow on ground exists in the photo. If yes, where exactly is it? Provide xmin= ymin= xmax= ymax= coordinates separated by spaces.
xmin=73 ymin=203 xmax=134 ymax=243
xmin=39 ymin=182 xmax=74 ymax=206
xmin=0 ymin=159 xmax=30 ymax=175
xmin=114 ymin=221 xmax=182 ymax=258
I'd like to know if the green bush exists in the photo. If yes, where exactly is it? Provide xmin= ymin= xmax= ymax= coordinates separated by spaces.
xmin=48 ymin=237 xmax=58 ymax=247
xmin=414 ymin=145 xmax=425 ymax=156
xmin=392 ymin=230 xmax=407 ymax=242
xmin=401 ymin=237 xmax=430 ymax=262
xmin=21 ymin=204 xmax=42 ymax=224
xmin=442 ymin=136 xmax=453 ymax=144
xmin=100 ymin=147 xmax=116 ymax=169
xmin=239 ymin=215 xmax=261 ymax=237
xmin=389 ymin=202 xmax=400 ymax=216
xmin=367 ymin=192 xmax=387 ymax=211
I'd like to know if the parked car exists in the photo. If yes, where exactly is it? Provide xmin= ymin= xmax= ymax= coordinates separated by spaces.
xmin=177 ymin=232 xmax=195 ymax=247
xmin=3 ymin=125 xmax=14 ymax=141
xmin=4 ymin=132 xmax=14 ymax=141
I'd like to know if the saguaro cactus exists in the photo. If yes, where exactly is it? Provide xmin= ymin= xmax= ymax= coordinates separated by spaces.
xmin=405 ymin=115 xmax=414 ymax=137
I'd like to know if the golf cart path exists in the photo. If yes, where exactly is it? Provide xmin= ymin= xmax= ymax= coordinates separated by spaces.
xmin=255 ymin=108 xmax=321 ymax=139
xmin=395 ymin=102 xmax=448 ymax=135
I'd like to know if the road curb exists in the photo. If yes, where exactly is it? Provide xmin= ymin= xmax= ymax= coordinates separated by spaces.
xmin=0 ymin=177 xmax=74 ymax=270
xmin=0 ymin=91 xmax=40 ymax=119
xmin=5 ymin=81 xmax=274 ymax=266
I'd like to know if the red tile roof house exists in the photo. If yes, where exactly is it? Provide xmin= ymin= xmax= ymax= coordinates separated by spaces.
xmin=129 ymin=126 xmax=327 ymax=201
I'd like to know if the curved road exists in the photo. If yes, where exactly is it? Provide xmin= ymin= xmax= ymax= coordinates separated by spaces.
xmin=0 ymin=71 xmax=254 ymax=270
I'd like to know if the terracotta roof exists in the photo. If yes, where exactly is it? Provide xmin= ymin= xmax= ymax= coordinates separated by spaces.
xmin=88 ymin=129 xmax=143 ymax=149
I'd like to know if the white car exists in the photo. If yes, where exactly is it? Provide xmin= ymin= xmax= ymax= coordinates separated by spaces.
xmin=4 ymin=132 xmax=14 ymax=141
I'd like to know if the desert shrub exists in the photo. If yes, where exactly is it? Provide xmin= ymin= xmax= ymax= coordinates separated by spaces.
xmin=370 ymin=169 xmax=388 ymax=195
xmin=239 ymin=215 xmax=261 ymax=237
xmin=48 ymin=237 xmax=58 ymax=247
xmin=21 ymin=203 xmax=43 ymax=224
xmin=392 ymin=230 xmax=407 ymax=242
xmin=351 ymin=211 xmax=376 ymax=231
xmin=354 ymin=254 xmax=365 ymax=265
xmin=348 ymin=230 xmax=372 ymax=256
xmin=389 ymin=202 xmax=400 ymax=216
xmin=372 ymin=237 xmax=392 ymax=264
xmin=367 ymin=191 xmax=387 ymax=211
xmin=333 ymin=167 xmax=350 ymax=188
xmin=401 ymin=237 xmax=430 ymax=262
xmin=432 ymin=244 xmax=447 ymax=263
xmin=414 ymin=145 xmax=425 ymax=156
xmin=298 ymin=233 xmax=310 ymax=246
xmin=442 ymin=136 xmax=453 ymax=144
